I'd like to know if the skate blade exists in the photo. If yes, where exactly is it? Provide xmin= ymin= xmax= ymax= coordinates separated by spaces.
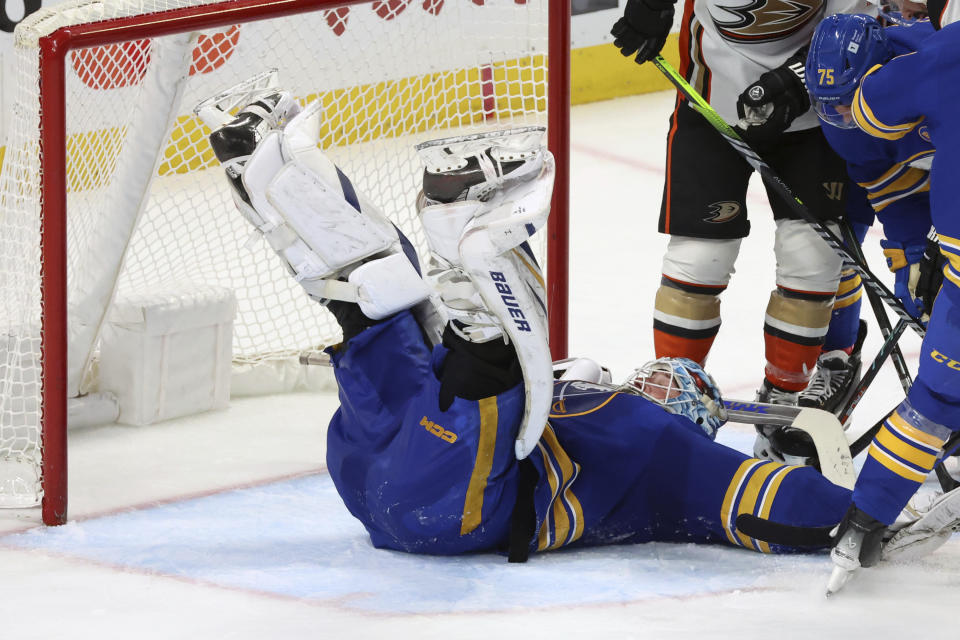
xmin=825 ymin=565 xmax=854 ymax=597
xmin=194 ymin=69 xmax=280 ymax=129
xmin=416 ymin=126 xmax=546 ymax=172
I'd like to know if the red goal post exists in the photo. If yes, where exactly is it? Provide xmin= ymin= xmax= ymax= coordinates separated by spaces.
xmin=4 ymin=0 xmax=570 ymax=525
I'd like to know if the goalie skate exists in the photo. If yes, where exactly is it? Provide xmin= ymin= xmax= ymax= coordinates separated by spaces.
xmin=208 ymin=96 xmax=430 ymax=320
xmin=417 ymin=127 xmax=555 ymax=459
xmin=194 ymin=69 xmax=285 ymax=131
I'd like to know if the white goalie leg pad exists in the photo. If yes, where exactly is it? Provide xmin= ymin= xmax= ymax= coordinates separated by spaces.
xmin=464 ymin=151 xmax=555 ymax=256
xmin=774 ymin=219 xmax=844 ymax=292
xmin=884 ymin=486 xmax=960 ymax=562
xmin=337 ymin=253 xmax=432 ymax=320
xmin=460 ymin=239 xmax=552 ymax=460
xmin=418 ymin=128 xmax=556 ymax=457
xmin=236 ymin=102 xmax=403 ymax=301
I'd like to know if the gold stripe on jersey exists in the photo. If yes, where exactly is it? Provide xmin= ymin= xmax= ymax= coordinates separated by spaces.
xmin=549 ymin=392 xmax=620 ymax=419
xmin=887 ymin=411 xmax=949 ymax=449
xmin=512 ymin=248 xmax=545 ymax=288
xmin=461 ymin=397 xmax=499 ymax=535
xmin=937 ymin=234 xmax=960 ymax=280
xmin=938 ymin=233 xmax=960 ymax=257
xmin=834 ymin=271 xmax=862 ymax=310
xmin=858 ymin=151 xmax=935 ymax=191
xmin=833 ymin=287 xmax=862 ymax=310
xmin=876 ymin=426 xmax=938 ymax=470
xmin=868 ymin=442 xmax=927 ymax=483
xmin=852 ymin=63 xmax=924 ymax=140
xmin=734 ymin=461 xmax=784 ymax=550
xmin=754 ymin=466 xmax=798 ymax=554
xmin=944 ymin=263 xmax=960 ymax=290
xmin=869 ymin=181 xmax=929 ymax=213
xmin=720 ymin=459 xmax=765 ymax=546
xmin=536 ymin=441 xmax=560 ymax=550
xmin=537 ymin=425 xmax=585 ymax=550
xmin=863 ymin=168 xmax=929 ymax=212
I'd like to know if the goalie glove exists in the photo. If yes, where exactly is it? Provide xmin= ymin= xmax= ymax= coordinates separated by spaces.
xmin=735 ymin=48 xmax=810 ymax=148
xmin=880 ymin=238 xmax=928 ymax=322
xmin=610 ymin=0 xmax=675 ymax=65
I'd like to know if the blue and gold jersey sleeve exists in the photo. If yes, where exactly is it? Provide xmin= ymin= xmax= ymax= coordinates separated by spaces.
xmin=852 ymin=59 xmax=925 ymax=141
xmin=938 ymin=232 xmax=960 ymax=291
xmin=854 ymin=151 xmax=932 ymax=214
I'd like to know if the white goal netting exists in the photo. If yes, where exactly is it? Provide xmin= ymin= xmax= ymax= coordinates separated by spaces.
xmin=0 ymin=0 xmax=556 ymax=510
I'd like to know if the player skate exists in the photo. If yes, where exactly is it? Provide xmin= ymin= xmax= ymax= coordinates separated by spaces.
xmin=799 ymin=321 xmax=867 ymax=420
xmin=416 ymin=127 xmax=556 ymax=459
xmin=828 ymin=484 xmax=960 ymax=595
xmin=203 ymin=84 xmax=433 ymax=325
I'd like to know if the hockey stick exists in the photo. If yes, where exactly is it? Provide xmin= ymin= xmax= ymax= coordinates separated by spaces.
xmin=837 ymin=318 xmax=908 ymax=426
xmin=650 ymin=56 xmax=926 ymax=338
xmin=724 ymin=400 xmax=855 ymax=489
xmin=839 ymin=222 xmax=913 ymax=396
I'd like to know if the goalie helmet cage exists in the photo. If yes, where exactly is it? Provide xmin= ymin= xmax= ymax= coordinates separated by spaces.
xmin=0 ymin=0 xmax=570 ymax=525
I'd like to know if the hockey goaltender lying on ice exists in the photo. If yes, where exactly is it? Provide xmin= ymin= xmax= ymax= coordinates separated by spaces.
xmin=194 ymin=74 xmax=960 ymax=598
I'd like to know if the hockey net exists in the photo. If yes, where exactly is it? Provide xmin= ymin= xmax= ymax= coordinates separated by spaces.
xmin=0 ymin=0 xmax=569 ymax=524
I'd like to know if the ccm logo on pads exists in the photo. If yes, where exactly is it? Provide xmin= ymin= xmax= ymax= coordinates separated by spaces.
xmin=490 ymin=271 xmax=531 ymax=332
xmin=421 ymin=417 xmax=457 ymax=443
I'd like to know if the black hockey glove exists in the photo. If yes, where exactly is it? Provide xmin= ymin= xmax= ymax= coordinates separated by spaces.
xmin=917 ymin=227 xmax=946 ymax=314
xmin=735 ymin=48 xmax=810 ymax=148
xmin=610 ymin=0 xmax=675 ymax=65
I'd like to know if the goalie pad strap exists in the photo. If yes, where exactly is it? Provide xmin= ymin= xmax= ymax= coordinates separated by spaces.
xmin=507 ymin=458 xmax=539 ymax=563
xmin=300 ymin=254 xmax=431 ymax=319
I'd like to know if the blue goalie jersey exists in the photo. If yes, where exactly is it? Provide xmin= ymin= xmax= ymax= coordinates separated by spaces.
xmin=325 ymin=312 xmax=852 ymax=557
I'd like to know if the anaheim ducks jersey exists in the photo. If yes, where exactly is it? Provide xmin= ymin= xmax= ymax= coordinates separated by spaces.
xmin=928 ymin=0 xmax=960 ymax=28
xmin=677 ymin=0 xmax=874 ymax=130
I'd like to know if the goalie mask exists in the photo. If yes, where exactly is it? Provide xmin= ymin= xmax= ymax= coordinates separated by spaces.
xmin=621 ymin=357 xmax=727 ymax=439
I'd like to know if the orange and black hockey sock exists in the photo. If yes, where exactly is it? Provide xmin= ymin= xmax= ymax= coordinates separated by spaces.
xmin=653 ymin=275 xmax=725 ymax=365
xmin=763 ymin=287 xmax=835 ymax=392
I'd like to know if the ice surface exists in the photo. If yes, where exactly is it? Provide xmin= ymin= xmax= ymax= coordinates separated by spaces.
xmin=0 ymin=91 xmax=951 ymax=639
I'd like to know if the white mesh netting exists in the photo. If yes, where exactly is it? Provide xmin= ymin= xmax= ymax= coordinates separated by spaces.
xmin=0 ymin=0 xmax=553 ymax=507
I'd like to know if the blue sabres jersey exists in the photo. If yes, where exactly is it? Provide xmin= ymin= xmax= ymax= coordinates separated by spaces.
xmin=847 ymin=20 xmax=960 ymax=523
xmin=326 ymin=312 xmax=851 ymax=555
xmin=819 ymin=21 xmax=936 ymax=244
xmin=852 ymin=20 xmax=960 ymax=298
